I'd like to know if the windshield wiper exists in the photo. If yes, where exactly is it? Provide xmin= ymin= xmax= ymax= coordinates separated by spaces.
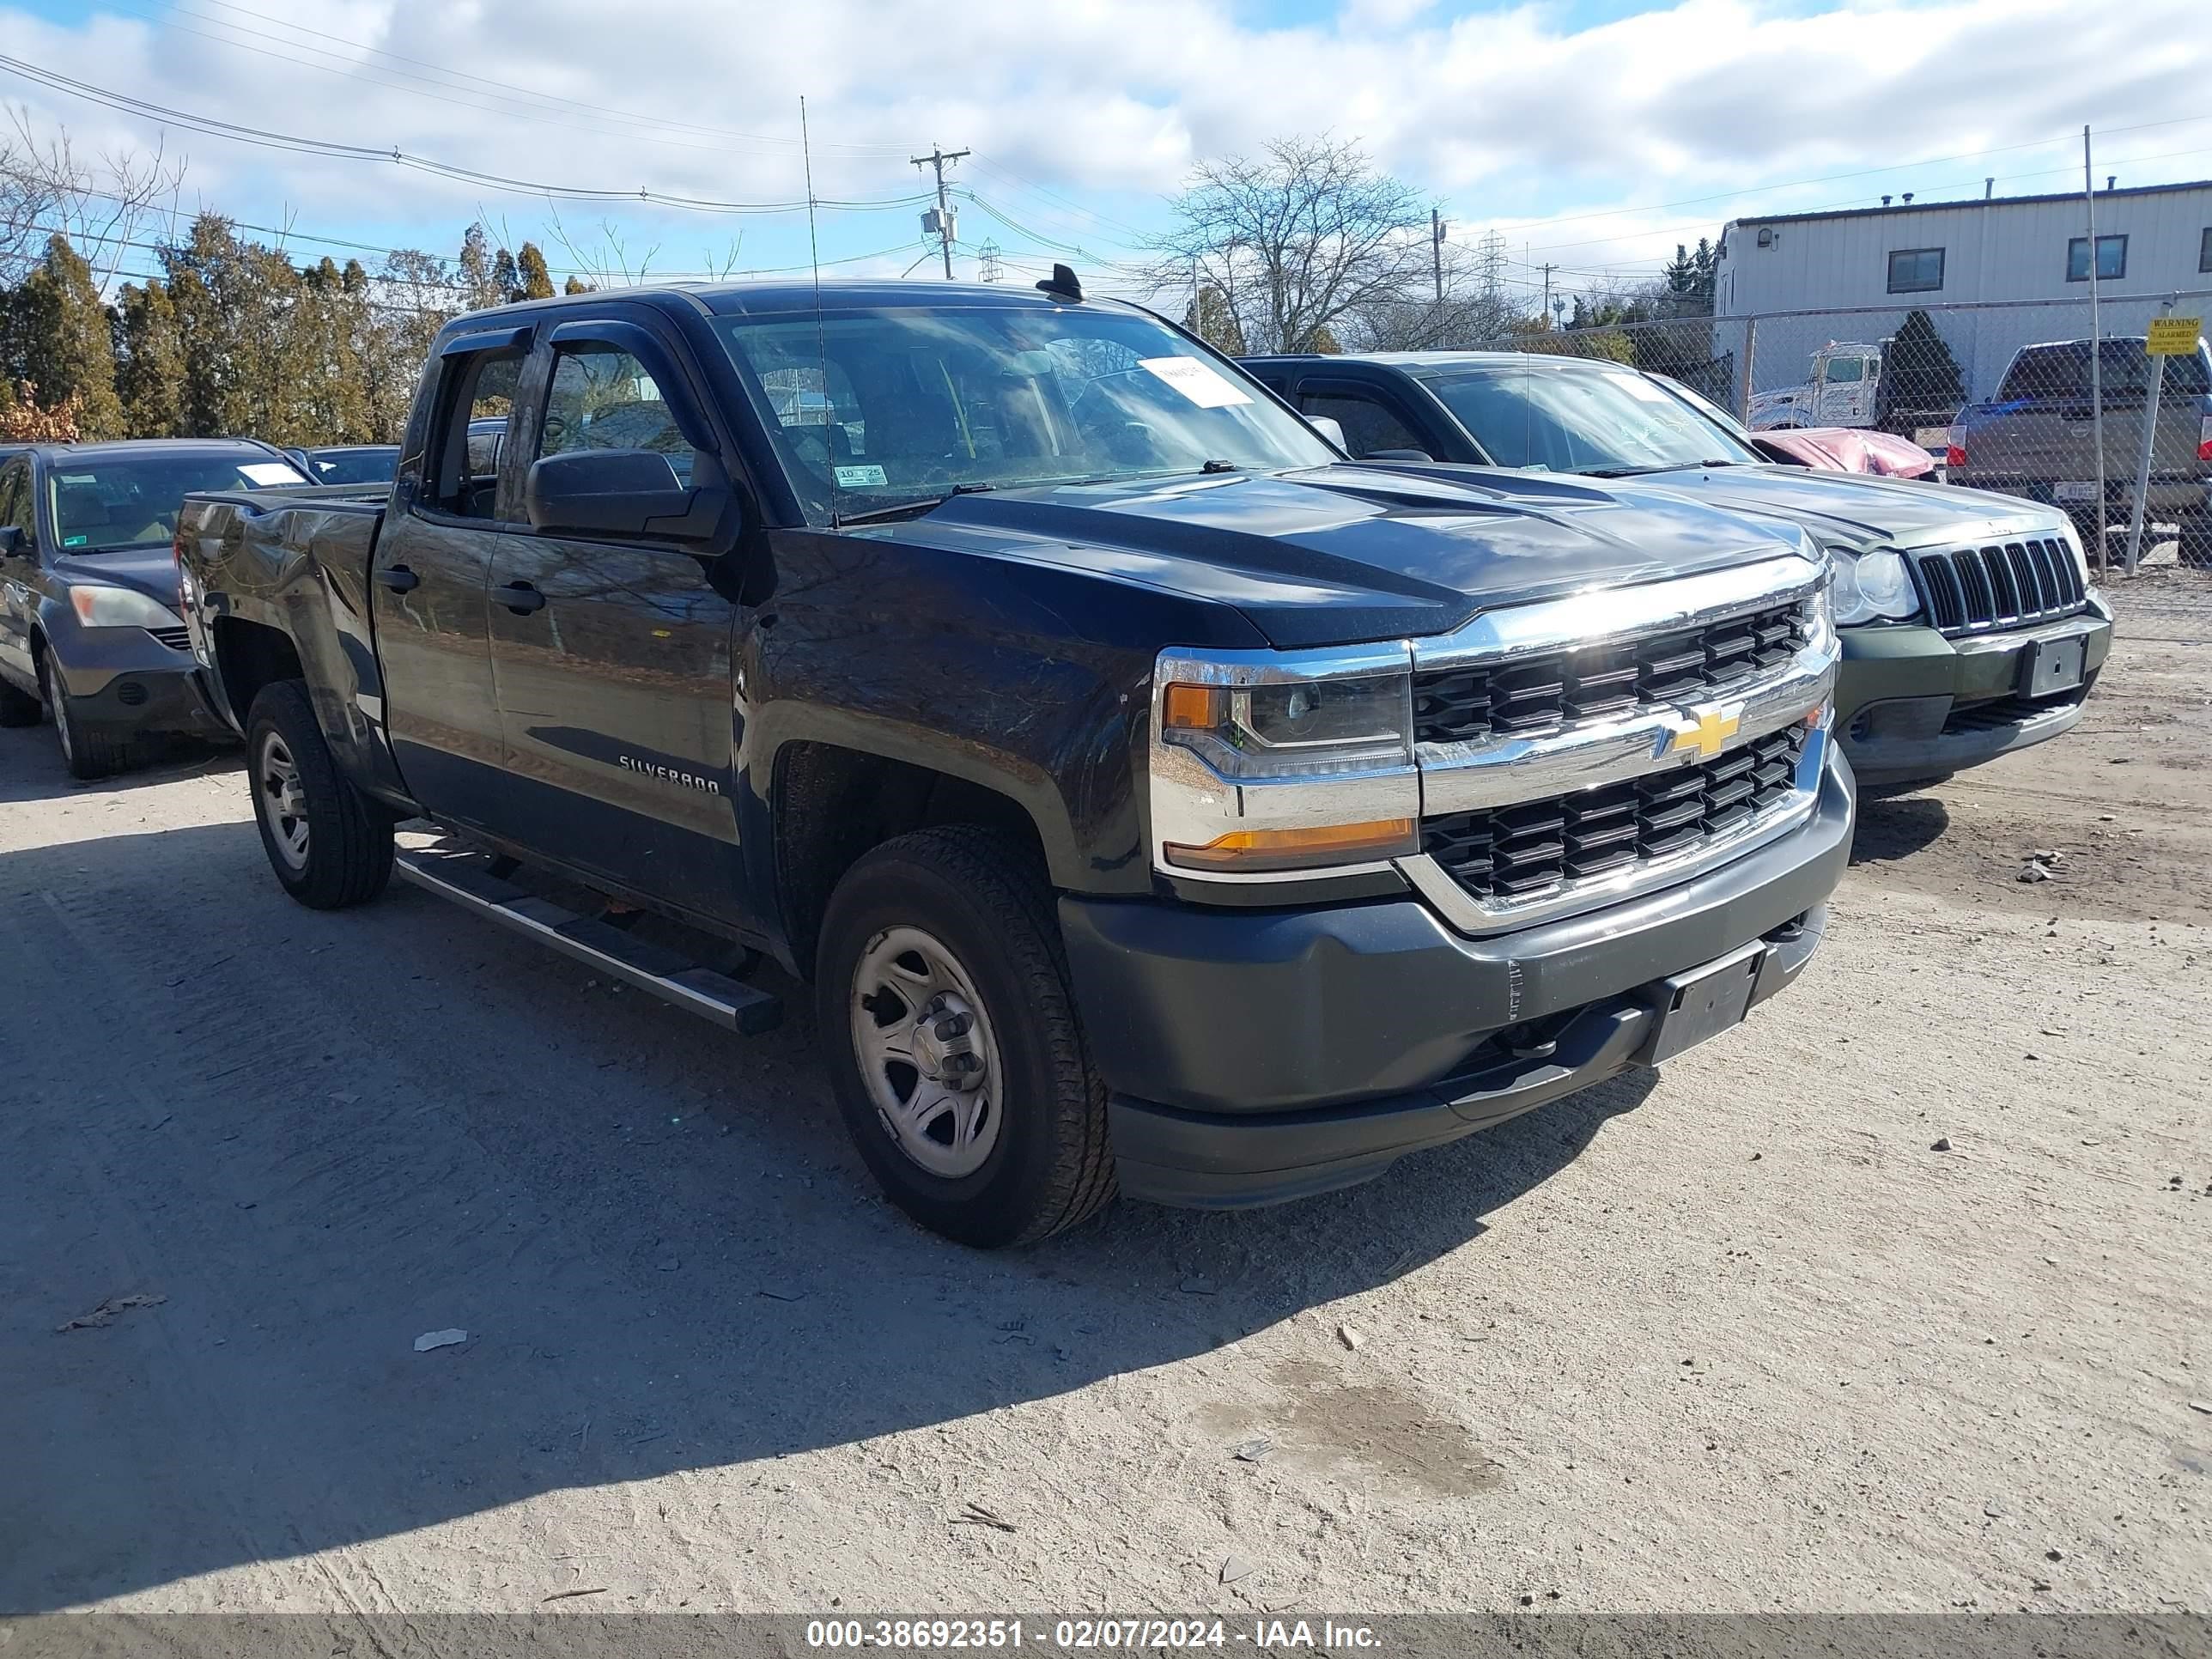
xmin=1582 ymin=459 xmax=1742 ymax=478
xmin=833 ymin=483 xmax=994 ymax=528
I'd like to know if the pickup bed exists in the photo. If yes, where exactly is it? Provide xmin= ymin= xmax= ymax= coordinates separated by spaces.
xmin=179 ymin=276 xmax=1852 ymax=1246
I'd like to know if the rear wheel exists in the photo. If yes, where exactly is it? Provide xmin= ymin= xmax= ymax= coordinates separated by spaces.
xmin=2178 ymin=512 xmax=2212 ymax=570
xmin=246 ymin=679 xmax=394 ymax=908
xmin=815 ymin=826 xmax=1115 ymax=1248
xmin=40 ymin=650 xmax=131 ymax=780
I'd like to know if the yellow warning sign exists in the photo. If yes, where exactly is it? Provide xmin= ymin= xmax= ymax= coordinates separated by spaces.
xmin=2146 ymin=316 xmax=2202 ymax=356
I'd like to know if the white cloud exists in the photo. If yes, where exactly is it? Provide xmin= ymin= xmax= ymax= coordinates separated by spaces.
xmin=1 ymin=0 xmax=2205 ymax=291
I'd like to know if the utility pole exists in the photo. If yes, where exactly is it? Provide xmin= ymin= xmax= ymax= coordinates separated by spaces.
xmin=1541 ymin=264 xmax=1556 ymax=323
xmin=911 ymin=145 xmax=969 ymax=280
xmin=1431 ymin=209 xmax=1444 ymax=303
xmin=2083 ymin=125 xmax=2107 ymax=572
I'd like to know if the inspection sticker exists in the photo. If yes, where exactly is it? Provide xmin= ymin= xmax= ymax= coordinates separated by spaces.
xmin=834 ymin=465 xmax=889 ymax=487
xmin=1139 ymin=356 xmax=1253 ymax=409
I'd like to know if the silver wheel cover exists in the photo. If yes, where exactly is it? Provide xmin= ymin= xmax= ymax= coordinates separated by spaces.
xmin=256 ymin=730 xmax=311 ymax=872
xmin=849 ymin=925 xmax=1006 ymax=1179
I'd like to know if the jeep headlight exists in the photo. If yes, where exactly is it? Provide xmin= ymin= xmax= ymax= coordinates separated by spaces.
xmin=70 ymin=584 xmax=185 ymax=630
xmin=1150 ymin=646 xmax=1419 ymax=876
xmin=1830 ymin=549 xmax=1917 ymax=626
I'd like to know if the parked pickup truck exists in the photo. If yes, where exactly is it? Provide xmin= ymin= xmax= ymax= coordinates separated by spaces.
xmin=1948 ymin=334 xmax=2212 ymax=565
xmin=1243 ymin=350 xmax=2114 ymax=788
xmin=178 ymin=275 xmax=1851 ymax=1246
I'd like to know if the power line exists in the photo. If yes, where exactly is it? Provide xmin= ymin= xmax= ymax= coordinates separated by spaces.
xmin=0 ymin=53 xmax=938 ymax=218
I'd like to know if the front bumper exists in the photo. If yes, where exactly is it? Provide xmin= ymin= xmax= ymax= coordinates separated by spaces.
xmin=49 ymin=629 xmax=230 ymax=742
xmin=1834 ymin=597 xmax=2112 ymax=786
xmin=1060 ymin=750 xmax=1854 ymax=1209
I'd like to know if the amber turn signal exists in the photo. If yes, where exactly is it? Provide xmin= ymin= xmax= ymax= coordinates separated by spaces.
xmin=1161 ymin=683 xmax=1226 ymax=730
xmin=1164 ymin=817 xmax=1418 ymax=873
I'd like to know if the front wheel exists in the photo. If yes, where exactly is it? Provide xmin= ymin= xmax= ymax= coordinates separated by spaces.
xmin=815 ymin=826 xmax=1115 ymax=1248
xmin=40 ymin=650 xmax=131 ymax=780
xmin=246 ymin=680 xmax=394 ymax=908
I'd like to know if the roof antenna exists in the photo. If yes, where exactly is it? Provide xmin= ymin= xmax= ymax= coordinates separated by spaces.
xmin=1036 ymin=262 xmax=1084 ymax=302
xmin=800 ymin=95 xmax=838 ymax=528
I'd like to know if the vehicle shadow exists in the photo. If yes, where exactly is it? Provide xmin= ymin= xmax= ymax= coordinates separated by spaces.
xmin=0 ymin=732 xmax=238 ymax=805
xmin=1847 ymin=791 xmax=1952 ymax=867
xmin=0 ymin=817 xmax=1658 ymax=1613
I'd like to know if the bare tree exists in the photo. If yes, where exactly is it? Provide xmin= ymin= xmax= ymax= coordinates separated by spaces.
xmin=1341 ymin=243 xmax=1525 ymax=351
xmin=0 ymin=106 xmax=185 ymax=290
xmin=1146 ymin=137 xmax=1431 ymax=355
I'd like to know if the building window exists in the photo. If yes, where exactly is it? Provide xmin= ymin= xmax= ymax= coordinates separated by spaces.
xmin=2066 ymin=234 xmax=2127 ymax=282
xmin=1887 ymin=247 xmax=1944 ymax=294
xmin=2200 ymin=227 xmax=2211 ymax=273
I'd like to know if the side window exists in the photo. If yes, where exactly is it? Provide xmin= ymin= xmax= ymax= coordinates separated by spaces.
xmin=0 ymin=463 xmax=29 ymax=544
xmin=428 ymin=349 xmax=523 ymax=520
xmin=539 ymin=342 xmax=700 ymax=485
xmin=1301 ymin=392 xmax=1423 ymax=459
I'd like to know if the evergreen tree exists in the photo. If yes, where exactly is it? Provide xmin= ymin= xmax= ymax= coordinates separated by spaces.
xmin=459 ymin=224 xmax=502 ymax=311
xmin=517 ymin=243 xmax=556 ymax=300
xmin=562 ymin=275 xmax=594 ymax=295
xmin=1182 ymin=284 xmax=1246 ymax=355
xmin=492 ymin=247 xmax=522 ymax=305
xmin=1878 ymin=308 xmax=1966 ymax=428
xmin=14 ymin=234 xmax=124 ymax=438
xmin=115 ymin=277 xmax=187 ymax=436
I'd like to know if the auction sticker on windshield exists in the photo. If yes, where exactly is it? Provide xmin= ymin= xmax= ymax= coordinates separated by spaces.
xmin=834 ymin=465 xmax=889 ymax=487
xmin=241 ymin=462 xmax=303 ymax=486
xmin=1139 ymin=357 xmax=1253 ymax=409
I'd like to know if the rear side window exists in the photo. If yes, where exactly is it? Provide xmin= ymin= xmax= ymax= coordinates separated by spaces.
xmin=1301 ymin=392 xmax=1424 ymax=458
xmin=0 ymin=461 xmax=29 ymax=542
xmin=538 ymin=342 xmax=699 ymax=484
xmin=428 ymin=349 xmax=524 ymax=520
xmin=2000 ymin=346 xmax=2087 ymax=399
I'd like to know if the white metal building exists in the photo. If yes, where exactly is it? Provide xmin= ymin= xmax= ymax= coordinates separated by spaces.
xmin=1715 ymin=180 xmax=2212 ymax=399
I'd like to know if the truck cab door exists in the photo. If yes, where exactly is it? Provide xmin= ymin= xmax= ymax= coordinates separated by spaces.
xmin=484 ymin=319 xmax=747 ymax=924
xmin=372 ymin=327 xmax=532 ymax=827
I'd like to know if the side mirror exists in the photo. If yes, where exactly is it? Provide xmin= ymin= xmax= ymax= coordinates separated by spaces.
xmin=1304 ymin=415 xmax=1348 ymax=452
xmin=1367 ymin=447 xmax=1435 ymax=463
xmin=525 ymin=449 xmax=731 ymax=542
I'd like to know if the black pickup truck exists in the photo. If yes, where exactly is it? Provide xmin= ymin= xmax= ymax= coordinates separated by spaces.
xmin=177 ymin=275 xmax=1851 ymax=1246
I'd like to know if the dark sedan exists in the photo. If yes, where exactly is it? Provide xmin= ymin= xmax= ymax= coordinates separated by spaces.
xmin=286 ymin=444 xmax=402 ymax=487
xmin=0 ymin=440 xmax=307 ymax=778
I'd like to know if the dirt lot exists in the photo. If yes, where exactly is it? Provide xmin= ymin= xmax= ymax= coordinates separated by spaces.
xmin=3 ymin=573 xmax=2208 ymax=1619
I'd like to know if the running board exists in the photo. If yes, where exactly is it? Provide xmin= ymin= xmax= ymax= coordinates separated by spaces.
xmin=393 ymin=848 xmax=781 ymax=1034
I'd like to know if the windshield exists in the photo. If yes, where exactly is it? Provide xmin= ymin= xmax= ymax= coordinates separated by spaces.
xmin=49 ymin=453 xmax=306 ymax=554
xmin=308 ymin=448 xmax=399 ymax=486
xmin=713 ymin=302 xmax=1335 ymax=523
xmin=1420 ymin=362 xmax=1763 ymax=474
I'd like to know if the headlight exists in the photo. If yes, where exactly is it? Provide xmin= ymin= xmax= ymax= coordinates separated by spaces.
xmin=70 ymin=584 xmax=185 ymax=630
xmin=1150 ymin=647 xmax=1419 ymax=877
xmin=1831 ymin=549 xmax=1917 ymax=626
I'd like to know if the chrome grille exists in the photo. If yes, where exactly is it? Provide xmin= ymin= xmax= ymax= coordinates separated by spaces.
xmin=1423 ymin=724 xmax=1808 ymax=902
xmin=147 ymin=625 xmax=191 ymax=652
xmin=1908 ymin=538 xmax=2086 ymax=636
xmin=1413 ymin=599 xmax=1808 ymax=745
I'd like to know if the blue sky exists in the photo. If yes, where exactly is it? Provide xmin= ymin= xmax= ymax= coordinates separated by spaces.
xmin=3 ymin=0 xmax=2209 ymax=307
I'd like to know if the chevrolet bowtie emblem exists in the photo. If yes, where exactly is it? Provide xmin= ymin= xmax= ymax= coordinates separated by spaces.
xmin=1667 ymin=705 xmax=1742 ymax=761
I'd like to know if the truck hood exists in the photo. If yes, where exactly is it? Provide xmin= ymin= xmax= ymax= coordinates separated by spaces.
xmin=1616 ymin=464 xmax=2068 ymax=555
xmin=52 ymin=547 xmax=183 ymax=606
xmin=890 ymin=465 xmax=1814 ymax=649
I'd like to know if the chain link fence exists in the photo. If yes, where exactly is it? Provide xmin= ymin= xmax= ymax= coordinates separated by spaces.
xmin=1426 ymin=293 xmax=2212 ymax=564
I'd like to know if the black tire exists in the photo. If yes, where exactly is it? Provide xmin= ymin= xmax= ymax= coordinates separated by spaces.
xmin=245 ymin=679 xmax=394 ymax=908
xmin=0 ymin=671 xmax=40 ymax=728
xmin=39 ymin=649 xmax=131 ymax=780
xmin=815 ymin=826 xmax=1115 ymax=1248
xmin=2178 ymin=514 xmax=2212 ymax=570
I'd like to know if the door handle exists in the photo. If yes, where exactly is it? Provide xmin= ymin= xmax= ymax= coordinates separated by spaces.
xmin=377 ymin=565 xmax=419 ymax=593
xmin=497 ymin=581 xmax=547 ymax=616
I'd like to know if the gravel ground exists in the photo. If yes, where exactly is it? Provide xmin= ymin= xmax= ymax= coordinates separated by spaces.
xmin=3 ymin=573 xmax=2208 ymax=1619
